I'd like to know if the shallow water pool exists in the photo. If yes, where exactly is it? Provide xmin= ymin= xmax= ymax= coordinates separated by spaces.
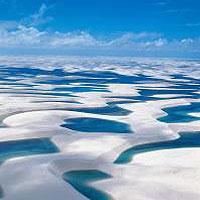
xmin=0 ymin=138 xmax=59 ymax=162
xmin=61 ymin=117 xmax=132 ymax=133
xmin=159 ymin=102 xmax=200 ymax=123
xmin=114 ymin=132 xmax=200 ymax=164
xmin=63 ymin=170 xmax=112 ymax=200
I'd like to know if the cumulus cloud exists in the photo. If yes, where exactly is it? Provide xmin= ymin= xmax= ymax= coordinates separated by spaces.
xmin=0 ymin=20 xmax=18 ymax=30
xmin=0 ymin=22 xmax=199 ymax=57
xmin=50 ymin=31 xmax=101 ymax=48
xmin=0 ymin=2 xmax=198 ymax=57
xmin=0 ymin=25 xmax=46 ymax=47
xmin=0 ymin=23 xmax=165 ymax=49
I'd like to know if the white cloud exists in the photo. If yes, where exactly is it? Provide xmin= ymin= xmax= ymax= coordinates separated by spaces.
xmin=0 ymin=25 xmax=46 ymax=47
xmin=0 ymin=24 xmax=164 ymax=49
xmin=50 ymin=31 xmax=101 ymax=48
xmin=0 ymin=20 xmax=18 ymax=30
xmin=181 ymin=38 xmax=194 ymax=45
xmin=22 ymin=3 xmax=54 ymax=27
xmin=154 ymin=1 xmax=169 ymax=6
xmin=142 ymin=38 xmax=167 ymax=48
xmin=186 ymin=22 xmax=200 ymax=27
xmin=0 ymin=22 xmax=199 ymax=57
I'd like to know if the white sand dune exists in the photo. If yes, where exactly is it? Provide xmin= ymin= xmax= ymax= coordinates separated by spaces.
xmin=0 ymin=56 xmax=199 ymax=200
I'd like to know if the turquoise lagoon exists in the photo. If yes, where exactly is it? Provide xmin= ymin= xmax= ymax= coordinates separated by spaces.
xmin=63 ymin=170 xmax=112 ymax=200
xmin=115 ymin=132 xmax=200 ymax=164
xmin=0 ymin=138 xmax=59 ymax=162
xmin=159 ymin=102 xmax=200 ymax=123
xmin=61 ymin=117 xmax=131 ymax=133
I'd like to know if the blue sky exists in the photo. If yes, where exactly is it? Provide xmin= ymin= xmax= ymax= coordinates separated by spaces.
xmin=0 ymin=0 xmax=199 ymax=58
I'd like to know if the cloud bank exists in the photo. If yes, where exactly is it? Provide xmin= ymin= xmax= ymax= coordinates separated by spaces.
xmin=0 ymin=3 xmax=199 ymax=58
